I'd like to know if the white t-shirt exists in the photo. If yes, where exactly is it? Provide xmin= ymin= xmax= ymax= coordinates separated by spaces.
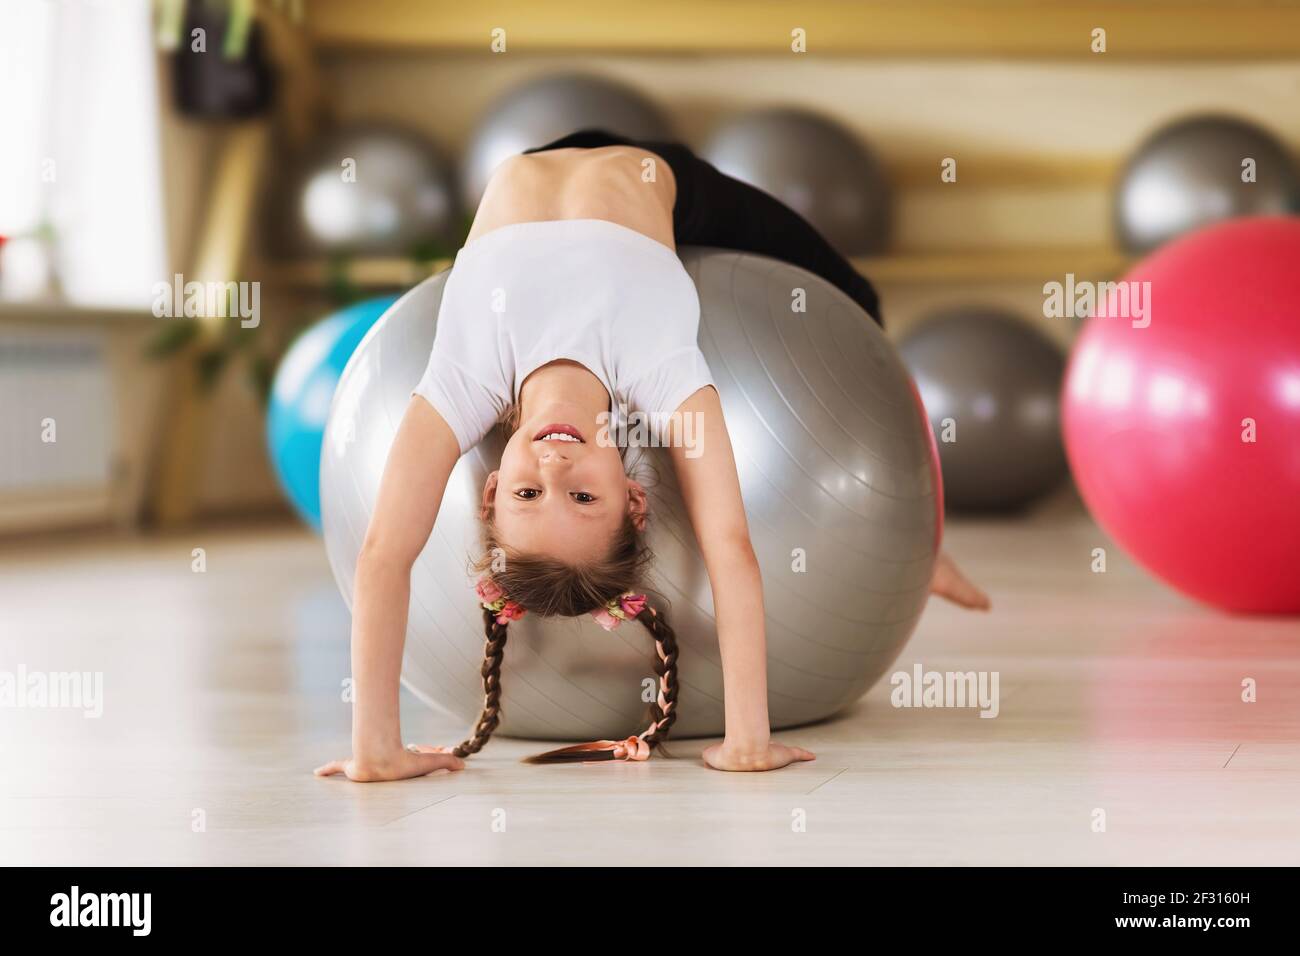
xmin=413 ymin=219 xmax=714 ymax=454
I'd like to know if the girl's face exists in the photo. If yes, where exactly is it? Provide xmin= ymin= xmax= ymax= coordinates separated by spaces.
xmin=484 ymin=401 xmax=647 ymax=564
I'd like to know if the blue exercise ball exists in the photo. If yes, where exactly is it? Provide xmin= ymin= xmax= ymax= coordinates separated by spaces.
xmin=267 ymin=296 xmax=397 ymax=529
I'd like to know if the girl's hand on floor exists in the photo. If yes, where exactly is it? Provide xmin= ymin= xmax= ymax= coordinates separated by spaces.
xmin=702 ymin=740 xmax=816 ymax=772
xmin=930 ymin=551 xmax=992 ymax=610
xmin=314 ymin=745 xmax=464 ymax=782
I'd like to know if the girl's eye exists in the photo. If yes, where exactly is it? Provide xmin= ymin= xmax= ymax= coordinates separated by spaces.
xmin=570 ymin=492 xmax=595 ymax=504
xmin=515 ymin=488 xmax=540 ymax=500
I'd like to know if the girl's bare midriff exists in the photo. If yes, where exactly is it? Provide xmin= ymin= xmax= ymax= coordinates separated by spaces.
xmin=465 ymin=145 xmax=678 ymax=250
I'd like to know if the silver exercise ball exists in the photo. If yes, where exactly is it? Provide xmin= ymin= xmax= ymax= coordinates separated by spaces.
xmin=703 ymin=108 xmax=890 ymax=255
xmin=279 ymin=124 xmax=460 ymax=256
xmin=899 ymin=309 xmax=1067 ymax=512
xmin=321 ymin=250 xmax=939 ymax=741
xmin=461 ymin=74 xmax=671 ymax=208
xmin=1116 ymin=114 xmax=1300 ymax=253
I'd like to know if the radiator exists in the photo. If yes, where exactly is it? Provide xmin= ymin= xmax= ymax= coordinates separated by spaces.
xmin=0 ymin=328 xmax=115 ymax=509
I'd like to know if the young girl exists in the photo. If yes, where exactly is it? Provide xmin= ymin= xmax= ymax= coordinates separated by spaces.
xmin=316 ymin=130 xmax=988 ymax=782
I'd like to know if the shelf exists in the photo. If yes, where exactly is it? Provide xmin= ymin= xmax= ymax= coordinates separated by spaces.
xmin=257 ymin=258 xmax=453 ymax=289
xmin=857 ymin=248 xmax=1131 ymax=283
xmin=302 ymin=1 xmax=1300 ymax=59
xmin=0 ymin=300 xmax=159 ymax=326
xmin=259 ymin=247 xmax=1131 ymax=291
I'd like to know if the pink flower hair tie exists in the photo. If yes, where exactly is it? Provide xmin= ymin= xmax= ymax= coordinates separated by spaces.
xmin=590 ymin=593 xmax=648 ymax=631
xmin=475 ymin=577 xmax=525 ymax=626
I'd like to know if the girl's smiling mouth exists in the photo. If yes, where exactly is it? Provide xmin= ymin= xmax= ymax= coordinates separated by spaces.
xmin=533 ymin=423 xmax=585 ymax=443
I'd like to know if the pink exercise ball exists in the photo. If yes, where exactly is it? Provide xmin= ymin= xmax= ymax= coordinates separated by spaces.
xmin=1063 ymin=217 xmax=1300 ymax=614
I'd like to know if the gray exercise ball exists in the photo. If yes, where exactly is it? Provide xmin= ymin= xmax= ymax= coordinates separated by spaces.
xmin=321 ymin=249 xmax=939 ymax=741
xmin=900 ymin=309 xmax=1067 ymax=512
xmin=703 ymin=108 xmax=890 ymax=255
xmin=279 ymin=124 xmax=460 ymax=256
xmin=460 ymin=74 xmax=671 ymax=208
xmin=1116 ymin=114 xmax=1300 ymax=253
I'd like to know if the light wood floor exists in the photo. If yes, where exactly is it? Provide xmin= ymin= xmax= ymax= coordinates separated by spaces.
xmin=2 ymin=495 xmax=1297 ymax=866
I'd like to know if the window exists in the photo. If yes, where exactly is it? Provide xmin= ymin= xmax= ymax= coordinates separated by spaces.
xmin=0 ymin=0 xmax=166 ymax=308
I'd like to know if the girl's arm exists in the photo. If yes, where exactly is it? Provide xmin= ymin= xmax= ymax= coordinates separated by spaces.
xmin=666 ymin=387 xmax=815 ymax=772
xmin=315 ymin=397 xmax=464 ymax=782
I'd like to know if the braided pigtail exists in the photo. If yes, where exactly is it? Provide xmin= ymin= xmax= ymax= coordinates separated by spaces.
xmin=526 ymin=604 xmax=680 ymax=764
xmin=458 ymin=561 xmax=682 ymax=764
xmin=639 ymin=608 xmax=680 ymax=750
xmin=451 ymin=608 xmax=511 ymax=758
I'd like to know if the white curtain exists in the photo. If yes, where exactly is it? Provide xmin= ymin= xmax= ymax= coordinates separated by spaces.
xmin=0 ymin=0 xmax=166 ymax=308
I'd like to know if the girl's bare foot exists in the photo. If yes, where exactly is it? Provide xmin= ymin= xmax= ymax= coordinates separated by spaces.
xmin=930 ymin=551 xmax=991 ymax=610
